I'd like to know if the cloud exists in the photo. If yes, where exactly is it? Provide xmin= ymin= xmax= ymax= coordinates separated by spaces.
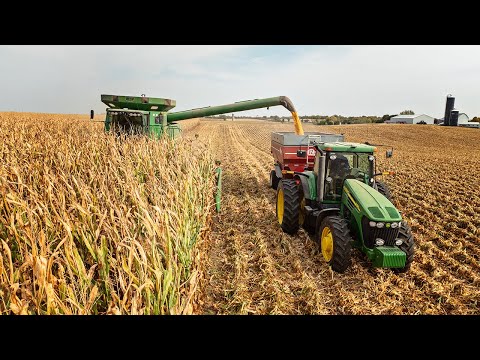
xmin=0 ymin=45 xmax=479 ymax=118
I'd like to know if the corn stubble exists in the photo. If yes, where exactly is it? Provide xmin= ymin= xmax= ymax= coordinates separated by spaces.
xmin=194 ymin=120 xmax=480 ymax=315
xmin=0 ymin=113 xmax=215 ymax=315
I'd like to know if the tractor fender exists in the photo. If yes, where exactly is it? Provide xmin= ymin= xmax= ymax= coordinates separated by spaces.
xmin=274 ymin=163 xmax=283 ymax=179
xmin=315 ymin=208 xmax=341 ymax=231
xmin=293 ymin=174 xmax=312 ymax=200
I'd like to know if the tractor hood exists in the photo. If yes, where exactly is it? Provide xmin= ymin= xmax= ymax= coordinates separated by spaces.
xmin=343 ymin=179 xmax=402 ymax=222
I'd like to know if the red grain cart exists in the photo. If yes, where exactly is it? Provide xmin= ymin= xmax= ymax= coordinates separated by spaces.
xmin=270 ymin=131 xmax=345 ymax=189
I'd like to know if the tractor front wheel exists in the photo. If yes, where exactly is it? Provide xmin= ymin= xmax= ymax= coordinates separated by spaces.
xmin=392 ymin=221 xmax=415 ymax=273
xmin=270 ymin=170 xmax=280 ymax=190
xmin=276 ymin=179 xmax=301 ymax=235
xmin=375 ymin=180 xmax=393 ymax=202
xmin=316 ymin=215 xmax=352 ymax=273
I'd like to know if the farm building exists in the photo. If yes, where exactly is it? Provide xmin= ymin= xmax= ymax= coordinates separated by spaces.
xmin=436 ymin=113 xmax=470 ymax=125
xmin=386 ymin=114 xmax=435 ymax=124
xmin=459 ymin=121 xmax=480 ymax=129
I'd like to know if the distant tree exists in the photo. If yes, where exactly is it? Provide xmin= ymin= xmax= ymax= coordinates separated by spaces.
xmin=328 ymin=115 xmax=338 ymax=125
xmin=400 ymin=110 xmax=415 ymax=115
xmin=471 ymin=116 xmax=480 ymax=122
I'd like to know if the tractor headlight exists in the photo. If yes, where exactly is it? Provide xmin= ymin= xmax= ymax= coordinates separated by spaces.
xmin=368 ymin=155 xmax=375 ymax=161
xmin=329 ymin=155 xmax=337 ymax=160
xmin=395 ymin=239 xmax=403 ymax=246
xmin=391 ymin=222 xmax=398 ymax=229
xmin=376 ymin=222 xmax=385 ymax=228
xmin=369 ymin=221 xmax=376 ymax=227
xmin=375 ymin=238 xmax=385 ymax=246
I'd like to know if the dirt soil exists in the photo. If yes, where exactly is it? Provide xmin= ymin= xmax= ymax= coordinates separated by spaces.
xmin=184 ymin=120 xmax=480 ymax=314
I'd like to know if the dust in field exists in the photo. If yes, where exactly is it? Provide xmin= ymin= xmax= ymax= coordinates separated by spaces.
xmin=184 ymin=120 xmax=480 ymax=314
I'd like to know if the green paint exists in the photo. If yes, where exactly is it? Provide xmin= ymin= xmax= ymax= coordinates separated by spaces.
xmin=215 ymin=167 xmax=222 ymax=213
xmin=167 ymin=97 xmax=293 ymax=122
xmin=317 ymin=142 xmax=376 ymax=153
xmin=304 ymin=171 xmax=317 ymax=200
xmin=344 ymin=179 xmax=401 ymax=222
xmin=371 ymin=247 xmax=406 ymax=268
xmin=101 ymin=94 xmax=176 ymax=112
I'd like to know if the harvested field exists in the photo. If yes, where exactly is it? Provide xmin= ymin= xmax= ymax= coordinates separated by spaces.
xmin=185 ymin=120 xmax=480 ymax=315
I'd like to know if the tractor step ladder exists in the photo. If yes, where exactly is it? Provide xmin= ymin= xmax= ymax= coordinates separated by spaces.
xmin=305 ymin=135 xmax=325 ymax=169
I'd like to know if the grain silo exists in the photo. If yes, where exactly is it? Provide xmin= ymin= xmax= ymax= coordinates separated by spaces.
xmin=450 ymin=110 xmax=459 ymax=127
xmin=443 ymin=95 xmax=455 ymax=126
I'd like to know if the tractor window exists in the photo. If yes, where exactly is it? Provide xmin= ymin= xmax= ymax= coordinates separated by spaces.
xmin=356 ymin=154 xmax=373 ymax=175
xmin=324 ymin=152 xmax=374 ymax=201
xmin=324 ymin=153 xmax=352 ymax=201
xmin=350 ymin=153 xmax=374 ymax=181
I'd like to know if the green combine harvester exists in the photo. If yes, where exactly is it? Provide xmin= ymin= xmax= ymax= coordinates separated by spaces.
xmin=271 ymin=132 xmax=415 ymax=273
xmin=91 ymin=93 xmax=304 ymax=213
xmin=93 ymin=94 xmax=302 ymax=139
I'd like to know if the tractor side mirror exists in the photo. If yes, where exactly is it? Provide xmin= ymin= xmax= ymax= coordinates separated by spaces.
xmin=386 ymin=149 xmax=393 ymax=158
xmin=90 ymin=110 xmax=94 ymax=120
xmin=297 ymin=150 xmax=307 ymax=158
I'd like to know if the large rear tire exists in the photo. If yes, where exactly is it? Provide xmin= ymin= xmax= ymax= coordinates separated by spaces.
xmin=276 ymin=179 xmax=301 ymax=235
xmin=375 ymin=180 xmax=393 ymax=202
xmin=316 ymin=215 xmax=352 ymax=273
xmin=270 ymin=170 xmax=280 ymax=190
xmin=392 ymin=221 xmax=415 ymax=273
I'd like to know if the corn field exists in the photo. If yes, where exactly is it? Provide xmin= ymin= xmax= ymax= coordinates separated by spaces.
xmin=0 ymin=113 xmax=216 ymax=314
xmin=2 ymin=112 xmax=480 ymax=315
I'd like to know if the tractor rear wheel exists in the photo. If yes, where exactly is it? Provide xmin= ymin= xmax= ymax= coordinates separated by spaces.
xmin=316 ymin=215 xmax=352 ymax=273
xmin=276 ymin=179 xmax=301 ymax=235
xmin=392 ymin=221 xmax=415 ymax=273
xmin=270 ymin=170 xmax=280 ymax=190
xmin=375 ymin=180 xmax=393 ymax=202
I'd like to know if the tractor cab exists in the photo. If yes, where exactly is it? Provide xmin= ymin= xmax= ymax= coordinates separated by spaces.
xmin=317 ymin=142 xmax=376 ymax=202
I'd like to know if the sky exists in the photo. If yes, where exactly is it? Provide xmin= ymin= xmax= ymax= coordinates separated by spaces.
xmin=0 ymin=45 xmax=479 ymax=118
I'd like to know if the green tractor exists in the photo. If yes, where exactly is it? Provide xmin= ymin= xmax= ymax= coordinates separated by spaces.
xmin=271 ymin=132 xmax=414 ymax=273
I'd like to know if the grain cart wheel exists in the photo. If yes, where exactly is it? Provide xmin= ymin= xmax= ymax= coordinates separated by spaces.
xmin=375 ymin=180 xmax=393 ymax=202
xmin=276 ymin=179 xmax=301 ymax=235
xmin=316 ymin=215 xmax=352 ymax=273
xmin=270 ymin=170 xmax=280 ymax=190
xmin=392 ymin=221 xmax=415 ymax=273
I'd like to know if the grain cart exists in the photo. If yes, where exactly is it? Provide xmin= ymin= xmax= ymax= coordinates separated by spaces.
xmin=91 ymin=94 xmax=304 ymax=212
xmin=272 ymin=133 xmax=414 ymax=273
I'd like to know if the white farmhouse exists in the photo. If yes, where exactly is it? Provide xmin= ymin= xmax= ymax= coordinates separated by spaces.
xmin=386 ymin=114 xmax=435 ymax=124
